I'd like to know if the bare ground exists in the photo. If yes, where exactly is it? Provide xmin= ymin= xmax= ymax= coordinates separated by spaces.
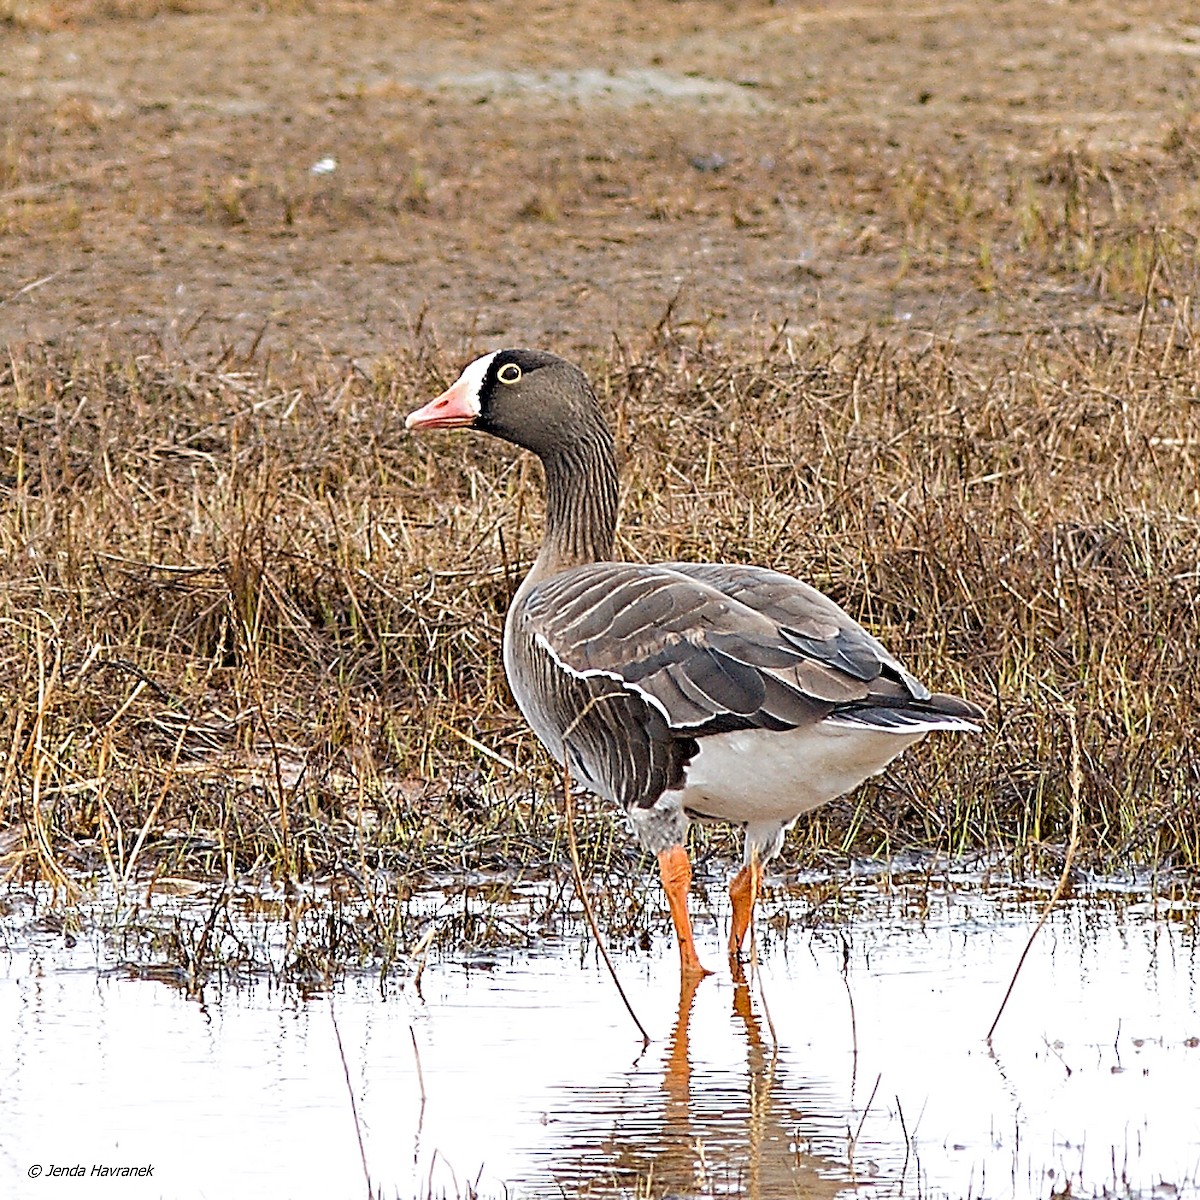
xmin=3 ymin=0 xmax=1200 ymax=358
xmin=2 ymin=1 xmax=1200 ymax=903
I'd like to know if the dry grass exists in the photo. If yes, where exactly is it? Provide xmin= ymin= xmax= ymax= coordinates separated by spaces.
xmin=2 ymin=300 xmax=1198 ymax=926
xmin=606 ymin=317 xmax=1200 ymax=870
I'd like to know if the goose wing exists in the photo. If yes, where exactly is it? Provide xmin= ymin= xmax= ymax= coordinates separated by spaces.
xmin=522 ymin=560 xmax=931 ymax=730
xmin=657 ymin=561 xmax=929 ymax=700
xmin=514 ymin=561 xmax=979 ymax=809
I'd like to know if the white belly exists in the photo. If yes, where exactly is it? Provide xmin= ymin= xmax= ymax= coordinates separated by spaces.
xmin=679 ymin=721 xmax=926 ymax=827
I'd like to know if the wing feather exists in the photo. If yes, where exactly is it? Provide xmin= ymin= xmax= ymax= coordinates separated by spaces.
xmin=522 ymin=561 xmax=960 ymax=729
xmin=510 ymin=560 xmax=981 ymax=809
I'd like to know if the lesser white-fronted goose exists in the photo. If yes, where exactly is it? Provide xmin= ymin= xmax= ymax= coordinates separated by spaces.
xmin=406 ymin=349 xmax=983 ymax=978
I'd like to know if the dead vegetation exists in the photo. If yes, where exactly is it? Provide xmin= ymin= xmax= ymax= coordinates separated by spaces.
xmin=2 ymin=306 xmax=1198 ymax=925
xmin=2 ymin=0 xmax=1200 ymax=986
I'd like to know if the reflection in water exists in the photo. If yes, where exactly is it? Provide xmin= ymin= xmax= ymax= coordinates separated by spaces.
xmin=539 ymin=970 xmax=846 ymax=1199
xmin=2 ymin=885 xmax=1199 ymax=1199
xmin=502 ymin=892 xmax=1200 ymax=1200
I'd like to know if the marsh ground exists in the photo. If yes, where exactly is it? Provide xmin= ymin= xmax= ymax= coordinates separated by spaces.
xmin=5 ymin=0 xmax=1200 ymax=357
xmin=3 ymin=8 xmax=1200 ymax=1199
xmin=1 ymin=0 xmax=1199 ymax=935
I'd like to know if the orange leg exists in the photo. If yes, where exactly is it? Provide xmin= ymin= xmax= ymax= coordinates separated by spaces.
xmin=657 ymin=845 xmax=712 ymax=980
xmin=728 ymin=857 xmax=763 ymax=962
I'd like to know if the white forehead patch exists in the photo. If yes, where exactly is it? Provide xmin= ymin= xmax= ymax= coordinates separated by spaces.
xmin=453 ymin=351 xmax=500 ymax=408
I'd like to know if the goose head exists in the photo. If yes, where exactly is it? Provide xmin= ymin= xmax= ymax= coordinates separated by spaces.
xmin=405 ymin=348 xmax=603 ymax=459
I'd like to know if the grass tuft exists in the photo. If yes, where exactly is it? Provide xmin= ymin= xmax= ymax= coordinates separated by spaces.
xmin=2 ymin=314 xmax=1199 ymax=923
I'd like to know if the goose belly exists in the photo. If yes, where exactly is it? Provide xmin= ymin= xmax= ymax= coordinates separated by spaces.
xmin=679 ymin=722 xmax=926 ymax=826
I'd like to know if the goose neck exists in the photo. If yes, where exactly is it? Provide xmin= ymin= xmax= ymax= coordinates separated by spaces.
xmin=531 ymin=434 xmax=618 ymax=583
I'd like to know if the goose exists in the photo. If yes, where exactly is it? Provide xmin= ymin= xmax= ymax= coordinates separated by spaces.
xmin=406 ymin=349 xmax=983 ymax=979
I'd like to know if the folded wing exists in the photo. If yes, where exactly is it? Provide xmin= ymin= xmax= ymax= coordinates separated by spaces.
xmin=513 ymin=561 xmax=981 ymax=810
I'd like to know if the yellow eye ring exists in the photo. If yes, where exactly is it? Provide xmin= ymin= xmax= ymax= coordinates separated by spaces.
xmin=497 ymin=362 xmax=522 ymax=385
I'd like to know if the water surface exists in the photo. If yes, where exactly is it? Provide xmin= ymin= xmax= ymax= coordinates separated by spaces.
xmin=2 ymin=880 xmax=1198 ymax=1199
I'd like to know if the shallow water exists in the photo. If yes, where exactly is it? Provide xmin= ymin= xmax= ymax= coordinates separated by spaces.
xmin=2 ymin=882 xmax=1199 ymax=1199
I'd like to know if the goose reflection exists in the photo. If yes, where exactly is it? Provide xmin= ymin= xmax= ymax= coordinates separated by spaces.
xmin=528 ymin=972 xmax=848 ymax=1199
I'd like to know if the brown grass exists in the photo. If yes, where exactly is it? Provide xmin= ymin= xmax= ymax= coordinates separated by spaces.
xmin=4 ymin=1 xmax=1200 ymax=968
xmin=3 ymin=303 xmax=1198 ymax=918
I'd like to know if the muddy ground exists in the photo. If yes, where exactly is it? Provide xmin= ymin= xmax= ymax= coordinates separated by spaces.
xmin=3 ymin=0 xmax=1198 ymax=362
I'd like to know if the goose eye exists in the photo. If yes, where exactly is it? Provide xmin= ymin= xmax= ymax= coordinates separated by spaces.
xmin=497 ymin=362 xmax=522 ymax=385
